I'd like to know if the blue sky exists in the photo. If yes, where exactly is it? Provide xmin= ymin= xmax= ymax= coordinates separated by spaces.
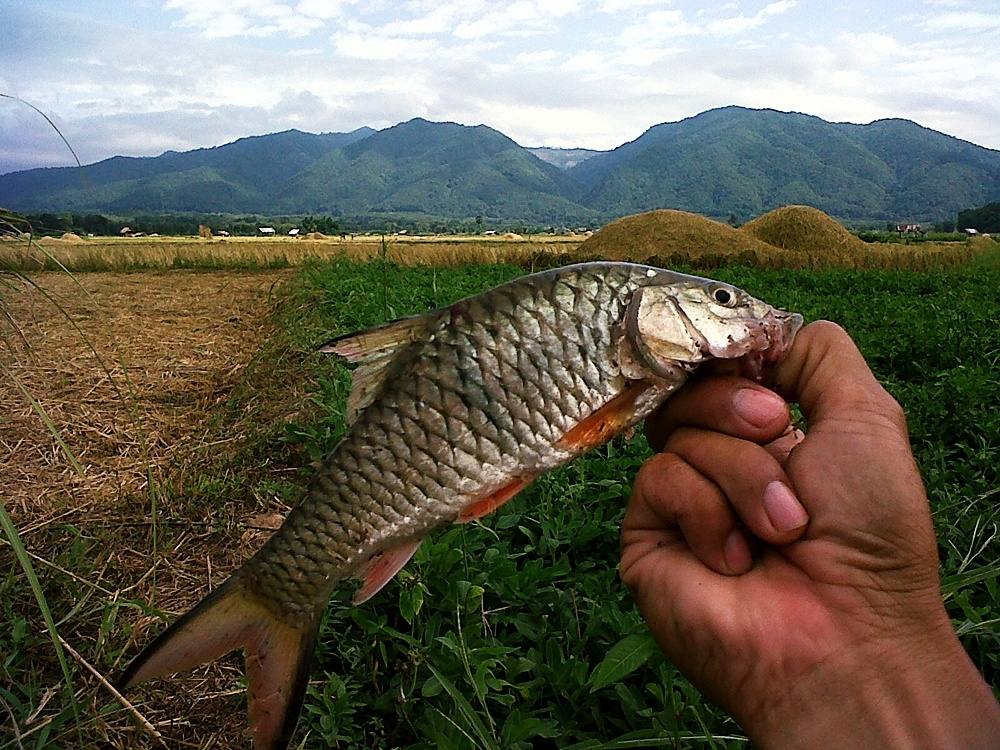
xmin=1 ymin=0 xmax=998 ymax=174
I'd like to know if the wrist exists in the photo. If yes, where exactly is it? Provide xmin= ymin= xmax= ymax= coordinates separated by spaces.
xmin=742 ymin=624 xmax=1000 ymax=750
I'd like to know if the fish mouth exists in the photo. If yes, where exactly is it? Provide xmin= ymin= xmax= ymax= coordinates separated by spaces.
xmin=736 ymin=309 xmax=804 ymax=382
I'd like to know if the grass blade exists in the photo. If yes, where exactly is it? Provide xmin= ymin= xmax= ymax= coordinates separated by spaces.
xmin=0 ymin=498 xmax=81 ymax=737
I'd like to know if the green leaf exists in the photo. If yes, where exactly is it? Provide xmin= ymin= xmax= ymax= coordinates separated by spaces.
xmin=587 ymin=633 xmax=657 ymax=692
xmin=399 ymin=584 xmax=424 ymax=625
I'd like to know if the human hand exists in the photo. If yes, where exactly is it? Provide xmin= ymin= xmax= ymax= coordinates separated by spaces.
xmin=620 ymin=321 xmax=1000 ymax=749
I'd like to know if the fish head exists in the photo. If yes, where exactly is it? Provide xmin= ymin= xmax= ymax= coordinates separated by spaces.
xmin=622 ymin=276 xmax=803 ymax=383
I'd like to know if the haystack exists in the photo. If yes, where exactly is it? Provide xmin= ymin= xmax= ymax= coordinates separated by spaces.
xmin=306 ymin=231 xmax=327 ymax=239
xmin=503 ymin=232 xmax=523 ymax=240
xmin=579 ymin=209 xmax=774 ymax=262
xmin=742 ymin=205 xmax=867 ymax=255
xmin=60 ymin=232 xmax=84 ymax=242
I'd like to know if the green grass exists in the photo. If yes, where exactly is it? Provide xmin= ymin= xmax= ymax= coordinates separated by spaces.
xmin=1 ymin=258 xmax=998 ymax=749
xmin=263 ymin=260 xmax=1000 ymax=748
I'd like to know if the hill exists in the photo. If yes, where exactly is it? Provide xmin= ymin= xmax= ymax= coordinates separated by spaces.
xmin=570 ymin=106 xmax=1000 ymax=222
xmin=276 ymin=118 xmax=593 ymax=222
xmin=0 ymin=128 xmax=375 ymax=213
xmin=2 ymin=107 xmax=999 ymax=222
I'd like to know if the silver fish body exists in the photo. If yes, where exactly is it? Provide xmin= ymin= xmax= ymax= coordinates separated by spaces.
xmin=119 ymin=261 xmax=802 ymax=749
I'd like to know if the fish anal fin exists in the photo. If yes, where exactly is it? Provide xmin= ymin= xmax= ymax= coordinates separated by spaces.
xmin=319 ymin=314 xmax=429 ymax=363
xmin=117 ymin=577 xmax=319 ymax=750
xmin=556 ymin=382 xmax=654 ymax=452
xmin=354 ymin=539 xmax=422 ymax=604
xmin=457 ymin=475 xmax=536 ymax=523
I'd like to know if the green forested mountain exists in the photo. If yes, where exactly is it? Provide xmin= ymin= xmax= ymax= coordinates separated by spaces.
xmin=276 ymin=118 xmax=593 ymax=223
xmin=0 ymin=128 xmax=374 ymax=213
xmin=2 ymin=107 xmax=998 ymax=222
xmin=571 ymin=107 xmax=1000 ymax=222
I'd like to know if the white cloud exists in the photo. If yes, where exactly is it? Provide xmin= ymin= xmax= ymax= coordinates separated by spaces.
xmin=164 ymin=0 xmax=325 ymax=37
xmin=332 ymin=27 xmax=439 ymax=60
xmin=454 ymin=0 xmax=580 ymax=38
xmin=703 ymin=0 xmax=797 ymax=36
xmin=926 ymin=10 xmax=1000 ymax=31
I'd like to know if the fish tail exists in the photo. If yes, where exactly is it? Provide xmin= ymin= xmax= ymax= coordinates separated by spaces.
xmin=117 ymin=574 xmax=320 ymax=750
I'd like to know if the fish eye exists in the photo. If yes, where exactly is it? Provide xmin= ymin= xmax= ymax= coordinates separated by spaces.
xmin=712 ymin=287 xmax=734 ymax=306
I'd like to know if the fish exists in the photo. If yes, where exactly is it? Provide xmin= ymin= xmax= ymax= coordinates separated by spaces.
xmin=118 ymin=261 xmax=802 ymax=749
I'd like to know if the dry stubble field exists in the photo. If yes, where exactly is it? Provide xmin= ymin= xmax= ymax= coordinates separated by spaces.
xmin=2 ymin=270 xmax=300 ymax=747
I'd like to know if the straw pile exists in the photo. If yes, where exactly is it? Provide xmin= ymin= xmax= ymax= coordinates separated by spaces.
xmin=577 ymin=209 xmax=774 ymax=263
xmin=60 ymin=232 xmax=85 ymax=242
xmin=742 ymin=205 xmax=868 ymax=256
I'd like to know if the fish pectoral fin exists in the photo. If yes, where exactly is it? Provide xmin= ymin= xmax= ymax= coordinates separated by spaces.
xmin=117 ymin=576 xmax=319 ymax=750
xmin=456 ymin=475 xmax=537 ymax=523
xmin=354 ymin=539 xmax=422 ymax=604
xmin=556 ymin=381 xmax=654 ymax=451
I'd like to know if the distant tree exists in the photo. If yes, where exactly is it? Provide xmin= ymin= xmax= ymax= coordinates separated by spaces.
xmin=957 ymin=202 xmax=1000 ymax=233
xmin=937 ymin=219 xmax=955 ymax=233
xmin=727 ymin=212 xmax=739 ymax=227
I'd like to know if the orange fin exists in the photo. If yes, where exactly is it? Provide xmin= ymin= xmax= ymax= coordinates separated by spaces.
xmin=354 ymin=539 xmax=422 ymax=604
xmin=556 ymin=382 xmax=653 ymax=451
xmin=457 ymin=475 xmax=536 ymax=523
xmin=117 ymin=576 xmax=318 ymax=750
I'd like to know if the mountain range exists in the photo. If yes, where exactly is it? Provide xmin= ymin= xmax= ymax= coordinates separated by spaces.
xmin=2 ymin=106 xmax=999 ymax=223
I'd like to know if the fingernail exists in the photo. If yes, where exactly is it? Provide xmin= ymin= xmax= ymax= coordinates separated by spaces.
xmin=733 ymin=388 xmax=786 ymax=427
xmin=724 ymin=529 xmax=752 ymax=574
xmin=763 ymin=481 xmax=809 ymax=532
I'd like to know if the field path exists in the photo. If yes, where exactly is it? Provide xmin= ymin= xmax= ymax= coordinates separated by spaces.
xmin=2 ymin=269 xmax=295 ymax=748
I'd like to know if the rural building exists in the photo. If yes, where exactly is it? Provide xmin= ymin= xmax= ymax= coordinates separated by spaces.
xmin=963 ymin=227 xmax=979 ymax=235
xmin=258 ymin=227 xmax=276 ymax=236
xmin=895 ymin=223 xmax=923 ymax=233
xmin=288 ymin=228 xmax=300 ymax=236
xmin=215 ymin=230 xmax=230 ymax=237
xmin=119 ymin=226 xmax=133 ymax=236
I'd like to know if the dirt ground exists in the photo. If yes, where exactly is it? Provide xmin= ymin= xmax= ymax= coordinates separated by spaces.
xmin=1 ymin=269 xmax=296 ymax=747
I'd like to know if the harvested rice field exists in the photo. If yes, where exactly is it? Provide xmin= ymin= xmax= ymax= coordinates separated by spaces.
xmin=1 ymin=270 xmax=295 ymax=748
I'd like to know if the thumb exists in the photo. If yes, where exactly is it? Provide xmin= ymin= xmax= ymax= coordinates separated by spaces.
xmin=771 ymin=320 xmax=906 ymax=435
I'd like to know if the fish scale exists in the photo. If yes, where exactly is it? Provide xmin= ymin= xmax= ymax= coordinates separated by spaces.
xmin=118 ymin=261 xmax=803 ymax=750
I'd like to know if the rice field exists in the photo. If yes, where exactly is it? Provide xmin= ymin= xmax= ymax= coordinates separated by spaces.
xmin=2 ymin=207 xmax=999 ymax=748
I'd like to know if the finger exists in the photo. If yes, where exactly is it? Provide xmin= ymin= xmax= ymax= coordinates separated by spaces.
xmin=770 ymin=321 xmax=906 ymax=434
xmin=622 ymin=452 xmax=753 ymax=576
xmin=645 ymin=375 xmax=791 ymax=452
xmin=666 ymin=427 xmax=809 ymax=542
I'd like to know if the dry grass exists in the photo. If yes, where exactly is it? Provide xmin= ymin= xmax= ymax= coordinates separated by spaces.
xmin=576 ymin=209 xmax=775 ymax=263
xmin=576 ymin=208 xmax=998 ymax=271
xmin=742 ymin=204 xmax=869 ymax=255
xmin=3 ymin=214 xmax=993 ymax=274
xmin=0 ymin=270 xmax=297 ymax=748
xmin=0 ymin=234 xmax=583 ymax=272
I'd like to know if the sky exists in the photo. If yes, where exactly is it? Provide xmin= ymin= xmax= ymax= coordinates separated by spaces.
xmin=1 ymin=0 xmax=999 ymax=174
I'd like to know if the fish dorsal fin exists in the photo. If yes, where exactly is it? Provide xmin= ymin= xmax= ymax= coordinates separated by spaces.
xmin=319 ymin=314 xmax=428 ymax=363
xmin=319 ymin=314 xmax=431 ymax=425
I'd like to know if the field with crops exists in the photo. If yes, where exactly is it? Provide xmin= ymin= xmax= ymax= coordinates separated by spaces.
xmin=2 ymin=217 xmax=999 ymax=748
